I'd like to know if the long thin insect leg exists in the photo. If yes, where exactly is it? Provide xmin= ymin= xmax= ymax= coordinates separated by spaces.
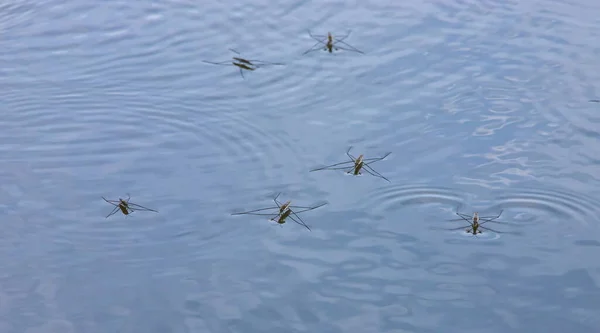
xmin=308 ymin=30 xmax=327 ymax=39
xmin=106 ymin=206 xmax=120 ymax=218
xmin=362 ymin=152 xmax=392 ymax=164
xmin=479 ymin=217 xmax=502 ymax=223
xmin=455 ymin=211 xmax=472 ymax=220
xmin=480 ymin=226 xmax=502 ymax=233
xmin=250 ymin=61 xmax=285 ymax=67
xmin=335 ymin=40 xmax=364 ymax=53
xmin=479 ymin=219 xmax=511 ymax=226
xmin=290 ymin=203 xmax=327 ymax=213
xmin=229 ymin=48 xmax=241 ymax=55
xmin=335 ymin=30 xmax=352 ymax=42
xmin=307 ymin=30 xmax=328 ymax=42
xmin=335 ymin=46 xmax=362 ymax=54
xmin=432 ymin=224 xmax=470 ymax=231
xmin=303 ymin=40 xmax=327 ymax=55
xmin=362 ymin=164 xmax=390 ymax=182
xmin=479 ymin=210 xmax=503 ymax=220
xmin=303 ymin=45 xmax=326 ymax=55
xmin=289 ymin=212 xmax=311 ymax=231
xmin=362 ymin=161 xmax=388 ymax=173
xmin=102 ymin=197 xmax=120 ymax=207
xmin=346 ymin=146 xmax=356 ymax=161
xmin=203 ymin=60 xmax=233 ymax=66
xmin=232 ymin=206 xmax=279 ymax=215
xmin=310 ymin=160 xmax=355 ymax=171
xmin=479 ymin=217 xmax=504 ymax=222
xmin=453 ymin=214 xmax=472 ymax=224
xmin=272 ymin=193 xmax=285 ymax=208
xmin=324 ymin=166 xmax=357 ymax=170
xmin=239 ymin=67 xmax=245 ymax=79
xmin=127 ymin=203 xmax=158 ymax=212
xmin=448 ymin=225 xmax=470 ymax=231
xmin=288 ymin=204 xmax=324 ymax=209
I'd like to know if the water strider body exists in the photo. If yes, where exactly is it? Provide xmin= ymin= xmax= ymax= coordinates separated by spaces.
xmin=303 ymin=30 xmax=364 ymax=55
xmin=231 ymin=193 xmax=327 ymax=230
xmin=102 ymin=195 xmax=158 ymax=218
xmin=203 ymin=49 xmax=284 ymax=78
xmin=444 ymin=209 xmax=506 ymax=235
xmin=310 ymin=146 xmax=391 ymax=182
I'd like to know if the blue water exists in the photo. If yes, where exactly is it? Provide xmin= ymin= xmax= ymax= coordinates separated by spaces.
xmin=2 ymin=0 xmax=600 ymax=332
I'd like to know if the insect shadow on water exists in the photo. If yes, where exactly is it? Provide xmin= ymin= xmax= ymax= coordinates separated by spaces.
xmin=202 ymin=49 xmax=284 ymax=78
xmin=303 ymin=30 xmax=364 ymax=55
xmin=102 ymin=195 xmax=158 ymax=218
xmin=436 ymin=207 xmax=507 ymax=236
xmin=310 ymin=146 xmax=391 ymax=182
xmin=231 ymin=193 xmax=327 ymax=231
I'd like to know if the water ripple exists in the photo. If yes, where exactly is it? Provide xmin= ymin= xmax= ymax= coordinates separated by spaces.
xmin=487 ymin=187 xmax=600 ymax=227
xmin=357 ymin=184 xmax=467 ymax=218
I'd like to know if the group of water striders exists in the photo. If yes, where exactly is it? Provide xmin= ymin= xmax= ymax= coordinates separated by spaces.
xmin=202 ymin=30 xmax=364 ymax=78
xmin=102 ymin=30 xmax=519 ymax=236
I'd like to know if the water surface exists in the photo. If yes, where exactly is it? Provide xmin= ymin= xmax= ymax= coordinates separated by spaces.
xmin=1 ymin=0 xmax=600 ymax=332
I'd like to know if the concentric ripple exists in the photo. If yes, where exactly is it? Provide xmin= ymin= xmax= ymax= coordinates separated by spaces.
xmin=487 ymin=188 xmax=600 ymax=227
xmin=22 ymin=96 xmax=305 ymax=269
xmin=357 ymin=184 xmax=467 ymax=217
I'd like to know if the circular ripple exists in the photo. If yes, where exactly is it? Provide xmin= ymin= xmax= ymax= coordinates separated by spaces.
xmin=1 ymin=1 xmax=314 ymax=271
xmin=487 ymin=188 xmax=600 ymax=226
xmin=357 ymin=184 xmax=467 ymax=216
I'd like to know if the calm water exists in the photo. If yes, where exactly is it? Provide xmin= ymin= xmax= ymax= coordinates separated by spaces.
xmin=2 ymin=0 xmax=600 ymax=332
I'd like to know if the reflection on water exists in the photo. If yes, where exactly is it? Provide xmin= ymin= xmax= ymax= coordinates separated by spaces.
xmin=2 ymin=0 xmax=600 ymax=332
